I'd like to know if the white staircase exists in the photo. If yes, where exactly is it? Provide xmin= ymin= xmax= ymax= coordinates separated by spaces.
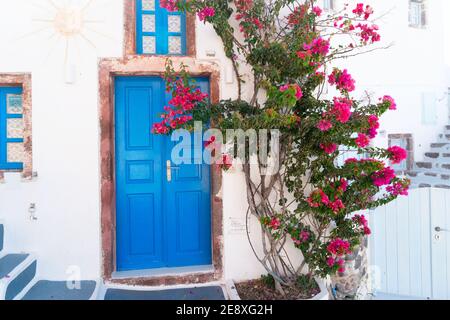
xmin=0 ymin=222 xmax=37 ymax=300
xmin=0 ymin=221 xmax=98 ymax=300
xmin=407 ymin=125 xmax=450 ymax=189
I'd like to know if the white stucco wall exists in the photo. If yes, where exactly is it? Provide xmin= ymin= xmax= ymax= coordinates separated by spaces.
xmin=0 ymin=0 xmax=124 ymax=280
xmin=0 ymin=0 xmax=448 ymax=283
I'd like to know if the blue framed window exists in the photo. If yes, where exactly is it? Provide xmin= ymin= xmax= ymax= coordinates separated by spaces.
xmin=0 ymin=87 xmax=24 ymax=170
xmin=136 ymin=0 xmax=187 ymax=55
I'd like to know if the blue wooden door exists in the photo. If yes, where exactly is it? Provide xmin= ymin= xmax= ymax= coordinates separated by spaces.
xmin=115 ymin=77 xmax=212 ymax=271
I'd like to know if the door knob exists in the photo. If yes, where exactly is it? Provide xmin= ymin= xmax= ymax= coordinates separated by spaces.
xmin=435 ymin=226 xmax=449 ymax=232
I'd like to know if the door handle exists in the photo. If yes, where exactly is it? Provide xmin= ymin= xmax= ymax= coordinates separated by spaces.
xmin=435 ymin=226 xmax=449 ymax=232
xmin=166 ymin=160 xmax=180 ymax=182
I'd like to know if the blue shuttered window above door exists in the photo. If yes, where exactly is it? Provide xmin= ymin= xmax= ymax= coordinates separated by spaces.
xmin=136 ymin=0 xmax=187 ymax=55
xmin=0 ymin=87 xmax=24 ymax=170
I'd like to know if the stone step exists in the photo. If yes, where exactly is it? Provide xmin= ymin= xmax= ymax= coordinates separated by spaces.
xmin=415 ymin=161 xmax=450 ymax=171
xmin=22 ymin=281 xmax=98 ymax=300
xmin=430 ymin=143 xmax=450 ymax=149
xmin=408 ymin=169 xmax=450 ymax=179
xmin=424 ymin=152 xmax=450 ymax=160
xmin=0 ymin=253 xmax=37 ymax=300
xmin=437 ymin=134 xmax=450 ymax=142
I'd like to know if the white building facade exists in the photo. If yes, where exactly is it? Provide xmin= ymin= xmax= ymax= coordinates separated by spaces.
xmin=0 ymin=0 xmax=448 ymax=288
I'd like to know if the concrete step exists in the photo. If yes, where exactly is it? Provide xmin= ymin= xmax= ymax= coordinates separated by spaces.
xmin=21 ymin=280 xmax=98 ymax=300
xmin=0 ymin=253 xmax=37 ymax=300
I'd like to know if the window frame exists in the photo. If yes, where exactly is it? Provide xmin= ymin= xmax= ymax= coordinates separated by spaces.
xmin=135 ymin=0 xmax=188 ymax=56
xmin=123 ymin=0 xmax=197 ymax=58
xmin=322 ymin=0 xmax=335 ymax=11
xmin=409 ymin=0 xmax=427 ymax=28
xmin=0 ymin=86 xmax=24 ymax=170
xmin=0 ymin=74 xmax=32 ymax=181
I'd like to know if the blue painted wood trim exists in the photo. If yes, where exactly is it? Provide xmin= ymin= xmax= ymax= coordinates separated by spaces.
xmin=136 ymin=0 xmax=187 ymax=55
xmin=0 ymin=86 xmax=24 ymax=170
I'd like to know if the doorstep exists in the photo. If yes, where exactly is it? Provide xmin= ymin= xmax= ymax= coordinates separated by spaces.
xmin=103 ymin=285 xmax=226 ymax=300
xmin=112 ymin=265 xmax=215 ymax=279
xmin=108 ymin=265 xmax=219 ymax=287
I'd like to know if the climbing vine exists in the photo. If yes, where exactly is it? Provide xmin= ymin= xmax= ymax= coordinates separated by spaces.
xmin=154 ymin=0 xmax=410 ymax=294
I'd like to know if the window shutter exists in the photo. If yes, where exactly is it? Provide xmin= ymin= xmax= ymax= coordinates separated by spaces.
xmin=0 ymin=87 xmax=25 ymax=170
xmin=136 ymin=0 xmax=187 ymax=55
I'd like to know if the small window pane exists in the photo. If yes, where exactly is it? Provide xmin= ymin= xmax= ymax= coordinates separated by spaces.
xmin=7 ymin=118 xmax=24 ymax=139
xmin=7 ymin=143 xmax=24 ymax=163
xmin=323 ymin=0 xmax=333 ymax=10
xmin=168 ymin=15 xmax=182 ymax=33
xmin=168 ymin=36 xmax=182 ymax=54
xmin=142 ymin=36 xmax=156 ymax=54
xmin=142 ymin=0 xmax=155 ymax=11
xmin=7 ymin=94 xmax=23 ymax=114
xmin=142 ymin=14 xmax=156 ymax=33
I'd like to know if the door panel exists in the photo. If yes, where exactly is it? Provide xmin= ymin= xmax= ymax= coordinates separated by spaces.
xmin=115 ymin=76 xmax=211 ymax=271
xmin=371 ymin=188 xmax=450 ymax=299
xmin=116 ymin=77 xmax=165 ymax=271
xmin=164 ymin=78 xmax=211 ymax=267
xmin=430 ymin=188 xmax=450 ymax=299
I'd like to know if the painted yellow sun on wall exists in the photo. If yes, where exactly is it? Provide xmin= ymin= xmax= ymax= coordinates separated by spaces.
xmin=26 ymin=0 xmax=113 ymax=82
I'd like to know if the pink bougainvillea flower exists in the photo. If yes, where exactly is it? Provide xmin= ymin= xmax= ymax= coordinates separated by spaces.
xmin=296 ymin=50 xmax=312 ymax=59
xmin=368 ymin=115 xmax=379 ymax=129
xmin=218 ymin=154 xmax=233 ymax=170
xmin=328 ymin=69 xmax=356 ymax=92
xmin=381 ymin=95 xmax=397 ymax=110
xmin=356 ymin=23 xmax=380 ymax=43
xmin=300 ymin=231 xmax=310 ymax=242
xmin=160 ymin=0 xmax=178 ymax=12
xmin=345 ymin=158 xmax=359 ymax=165
xmin=332 ymin=97 xmax=353 ymax=123
xmin=198 ymin=6 xmax=216 ymax=22
xmin=372 ymin=167 xmax=396 ymax=187
xmin=204 ymin=135 xmax=216 ymax=148
xmin=386 ymin=181 xmax=410 ymax=196
xmin=269 ymin=217 xmax=281 ymax=230
xmin=312 ymin=6 xmax=322 ymax=17
xmin=355 ymin=133 xmax=370 ymax=148
xmin=353 ymin=214 xmax=372 ymax=235
xmin=320 ymin=142 xmax=338 ymax=154
xmin=280 ymin=84 xmax=303 ymax=100
xmin=363 ymin=226 xmax=372 ymax=235
xmin=326 ymin=257 xmax=335 ymax=267
xmin=327 ymin=238 xmax=351 ymax=256
xmin=353 ymin=214 xmax=369 ymax=227
xmin=294 ymin=84 xmax=303 ymax=100
xmin=317 ymin=119 xmax=333 ymax=132
xmin=352 ymin=3 xmax=374 ymax=20
xmin=279 ymin=84 xmax=289 ymax=92
xmin=303 ymin=37 xmax=330 ymax=56
xmin=307 ymin=189 xmax=330 ymax=208
xmin=329 ymin=199 xmax=345 ymax=213
xmin=337 ymin=179 xmax=348 ymax=192
xmin=388 ymin=146 xmax=408 ymax=164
